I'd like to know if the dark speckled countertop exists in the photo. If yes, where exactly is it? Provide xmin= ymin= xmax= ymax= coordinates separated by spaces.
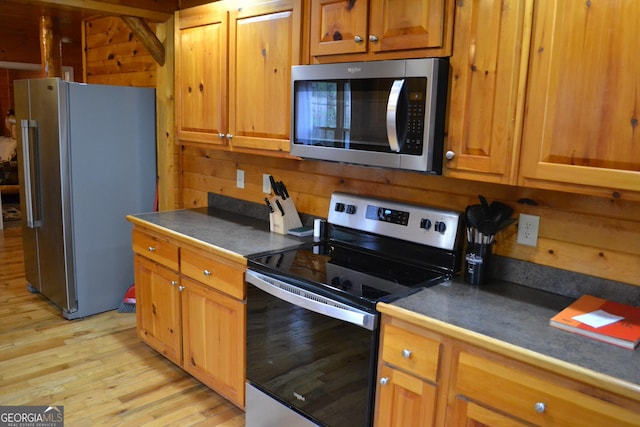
xmin=127 ymin=207 xmax=313 ymax=261
xmin=389 ymin=278 xmax=640 ymax=397
xmin=127 ymin=206 xmax=640 ymax=401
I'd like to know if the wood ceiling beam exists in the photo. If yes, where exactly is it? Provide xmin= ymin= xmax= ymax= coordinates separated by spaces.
xmin=121 ymin=16 xmax=165 ymax=66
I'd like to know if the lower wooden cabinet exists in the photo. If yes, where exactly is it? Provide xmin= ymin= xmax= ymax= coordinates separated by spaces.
xmin=135 ymin=254 xmax=182 ymax=365
xmin=375 ymin=316 xmax=441 ymax=427
xmin=132 ymin=226 xmax=247 ymax=408
xmin=376 ymin=364 xmax=437 ymax=427
xmin=451 ymin=350 xmax=640 ymax=427
xmin=374 ymin=310 xmax=640 ymax=426
xmin=181 ymin=277 xmax=245 ymax=406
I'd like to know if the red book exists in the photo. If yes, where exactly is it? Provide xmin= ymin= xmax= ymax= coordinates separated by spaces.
xmin=549 ymin=295 xmax=640 ymax=350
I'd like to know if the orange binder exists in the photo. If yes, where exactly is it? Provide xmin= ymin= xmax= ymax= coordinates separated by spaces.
xmin=550 ymin=294 xmax=640 ymax=350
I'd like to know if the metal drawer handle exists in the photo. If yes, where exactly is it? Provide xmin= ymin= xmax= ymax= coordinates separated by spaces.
xmin=402 ymin=349 xmax=412 ymax=359
xmin=379 ymin=377 xmax=389 ymax=386
xmin=534 ymin=402 xmax=546 ymax=413
xmin=203 ymin=270 xmax=212 ymax=276
xmin=148 ymin=246 xmax=156 ymax=252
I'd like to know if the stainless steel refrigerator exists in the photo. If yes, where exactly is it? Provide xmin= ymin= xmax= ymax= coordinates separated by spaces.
xmin=14 ymin=78 xmax=157 ymax=319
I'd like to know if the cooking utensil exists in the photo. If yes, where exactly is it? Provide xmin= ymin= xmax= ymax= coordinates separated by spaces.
xmin=465 ymin=204 xmax=485 ymax=229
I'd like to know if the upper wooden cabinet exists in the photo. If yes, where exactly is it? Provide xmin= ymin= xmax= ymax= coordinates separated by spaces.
xmin=175 ymin=2 xmax=228 ymax=145
xmin=309 ymin=0 xmax=453 ymax=62
xmin=519 ymin=0 xmax=640 ymax=199
xmin=175 ymin=0 xmax=302 ymax=154
xmin=228 ymin=0 xmax=302 ymax=153
xmin=444 ymin=0 xmax=533 ymax=184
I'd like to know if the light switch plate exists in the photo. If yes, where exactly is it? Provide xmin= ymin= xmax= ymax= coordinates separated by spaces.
xmin=263 ymin=174 xmax=271 ymax=194
xmin=517 ymin=213 xmax=540 ymax=246
xmin=236 ymin=169 xmax=245 ymax=189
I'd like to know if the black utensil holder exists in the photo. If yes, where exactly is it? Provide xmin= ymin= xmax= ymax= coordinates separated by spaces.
xmin=464 ymin=241 xmax=493 ymax=285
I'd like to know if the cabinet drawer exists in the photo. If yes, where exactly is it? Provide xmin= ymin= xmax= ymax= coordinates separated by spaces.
xmin=381 ymin=323 xmax=440 ymax=382
xmin=181 ymin=247 xmax=245 ymax=300
xmin=456 ymin=351 xmax=640 ymax=427
xmin=132 ymin=229 xmax=179 ymax=271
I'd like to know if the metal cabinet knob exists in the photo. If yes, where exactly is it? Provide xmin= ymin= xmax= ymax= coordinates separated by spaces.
xmin=402 ymin=349 xmax=412 ymax=359
xmin=445 ymin=150 xmax=455 ymax=160
xmin=203 ymin=270 xmax=212 ymax=276
xmin=170 ymin=280 xmax=178 ymax=286
xmin=369 ymin=34 xmax=379 ymax=42
xmin=148 ymin=246 xmax=156 ymax=252
xmin=534 ymin=402 xmax=546 ymax=413
xmin=379 ymin=377 xmax=389 ymax=385
xmin=218 ymin=133 xmax=225 ymax=139
xmin=354 ymin=35 xmax=364 ymax=43
xmin=226 ymin=133 xmax=233 ymax=140
xmin=178 ymin=285 xmax=185 ymax=292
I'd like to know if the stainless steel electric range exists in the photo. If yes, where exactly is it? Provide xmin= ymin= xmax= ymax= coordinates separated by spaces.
xmin=245 ymin=192 xmax=463 ymax=427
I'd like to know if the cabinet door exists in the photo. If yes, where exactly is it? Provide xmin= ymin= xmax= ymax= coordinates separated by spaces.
xmin=454 ymin=351 xmax=640 ymax=427
xmin=520 ymin=0 xmax=640 ymax=198
xmin=309 ymin=0 xmax=369 ymax=56
xmin=228 ymin=0 xmax=302 ymax=153
xmin=175 ymin=2 xmax=228 ymax=144
xmin=134 ymin=255 xmax=182 ymax=364
xmin=181 ymin=277 xmax=246 ymax=408
xmin=375 ymin=364 xmax=437 ymax=427
xmin=369 ymin=0 xmax=446 ymax=53
xmin=445 ymin=0 xmax=533 ymax=184
xmin=450 ymin=397 xmax=528 ymax=427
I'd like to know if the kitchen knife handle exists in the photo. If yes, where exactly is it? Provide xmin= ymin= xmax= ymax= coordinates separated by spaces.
xmin=280 ymin=181 xmax=289 ymax=199
xmin=269 ymin=175 xmax=280 ymax=196
xmin=265 ymin=197 xmax=274 ymax=213
xmin=275 ymin=199 xmax=285 ymax=216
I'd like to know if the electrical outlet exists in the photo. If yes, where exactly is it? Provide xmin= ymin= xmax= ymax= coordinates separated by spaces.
xmin=263 ymin=174 xmax=271 ymax=194
xmin=236 ymin=169 xmax=245 ymax=189
xmin=517 ymin=213 xmax=540 ymax=246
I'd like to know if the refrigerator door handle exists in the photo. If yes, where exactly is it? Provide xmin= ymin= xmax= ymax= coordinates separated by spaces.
xmin=21 ymin=119 xmax=39 ymax=228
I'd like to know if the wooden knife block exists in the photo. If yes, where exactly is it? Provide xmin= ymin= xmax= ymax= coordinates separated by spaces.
xmin=269 ymin=196 xmax=302 ymax=234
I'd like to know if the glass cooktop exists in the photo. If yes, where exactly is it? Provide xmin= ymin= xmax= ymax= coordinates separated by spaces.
xmin=248 ymin=241 xmax=449 ymax=309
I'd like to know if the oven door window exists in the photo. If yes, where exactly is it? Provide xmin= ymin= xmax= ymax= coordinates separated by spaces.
xmin=246 ymin=283 xmax=377 ymax=426
xmin=293 ymin=78 xmax=426 ymax=154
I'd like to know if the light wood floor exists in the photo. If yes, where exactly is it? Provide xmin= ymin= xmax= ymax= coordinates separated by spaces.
xmin=0 ymin=226 xmax=245 ymax=426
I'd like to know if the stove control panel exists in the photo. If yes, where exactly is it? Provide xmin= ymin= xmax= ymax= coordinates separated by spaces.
xmin=328 ymin=192 xmax=461 ymax=250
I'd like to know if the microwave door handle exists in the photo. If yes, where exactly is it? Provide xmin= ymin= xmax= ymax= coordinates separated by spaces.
xmin=386 ymin=79 xmax=405 ymax=152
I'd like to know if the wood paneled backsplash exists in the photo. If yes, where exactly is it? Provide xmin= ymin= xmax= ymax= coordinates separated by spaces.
xmin=179 ymin=145 xmax=640 ymax=288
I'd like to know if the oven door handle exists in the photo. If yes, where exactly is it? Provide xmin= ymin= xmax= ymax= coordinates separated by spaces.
xmin=246 ymin=270 xmax=377 ymax=331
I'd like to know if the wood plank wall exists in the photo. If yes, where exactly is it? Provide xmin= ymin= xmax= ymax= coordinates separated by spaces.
xmin=84 ymin=16 xmax=156 ymax=87
xmin=179 ymin=146 xmax=640 ymax=288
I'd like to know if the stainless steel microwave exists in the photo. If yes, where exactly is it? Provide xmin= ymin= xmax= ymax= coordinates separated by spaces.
xmin=290 ymin=58 xmax=448 ymax=173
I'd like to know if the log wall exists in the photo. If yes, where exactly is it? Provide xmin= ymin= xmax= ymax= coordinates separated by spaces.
xmin=84 ymin=16 xmax=156 ymax=87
